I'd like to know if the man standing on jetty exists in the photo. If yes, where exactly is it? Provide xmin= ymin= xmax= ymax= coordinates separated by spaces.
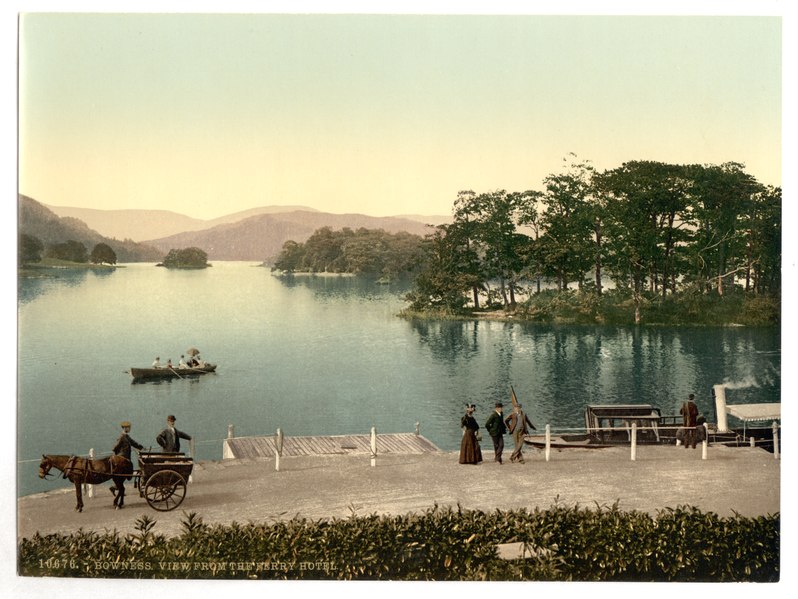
xmin=505 ymin=403 xmax=536 ymax=463
xmin=680 ymin=394 xmax=699 ymax=449
xmin=156 ymin=415 xmax=192 ymax=453
xmin=485 ymin=402 xmax=507 ymax=464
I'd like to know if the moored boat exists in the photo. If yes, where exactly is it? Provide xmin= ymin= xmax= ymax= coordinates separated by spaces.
xmin=130 ymin=364 xmax=217 ymax=381
xmin=524 ymin=392 xmax=780 ymax=452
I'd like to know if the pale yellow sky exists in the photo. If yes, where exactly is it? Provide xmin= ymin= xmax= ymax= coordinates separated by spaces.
xmin=17 ymin=9 xmax=783 ymax=220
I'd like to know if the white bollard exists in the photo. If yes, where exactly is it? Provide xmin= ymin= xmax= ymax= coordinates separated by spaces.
xmin=630 ymin=423 xmax=637 ymax=461
xmin=415 ymin=422 xmax=420 ymax=436
xmin=188 ymin=439 xmax=195 ymax=483
xmin=773 ymin=422 xmax=779 ymax=460
xmin=702 ymin=438 xmax=708 ymax=460
xmin=750 ymin=436 xmax=756 ymax=448
xmin=275 ymin=428 xmax=284 ymax=472
xmin=370 ymin=427 xmax=377 ymax=467
xmin=227 ymin=424 xmax=235 ymax=439
xmin=87 ymin=448 xmax=95 ymax=498
xmin=544 ymin=424 xmax=551 ymax=462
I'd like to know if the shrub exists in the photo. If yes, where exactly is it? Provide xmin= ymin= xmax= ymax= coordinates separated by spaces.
xmin=18 ymin=505 xmax=779 ymax=581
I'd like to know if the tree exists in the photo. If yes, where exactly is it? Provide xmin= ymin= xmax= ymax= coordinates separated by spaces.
xmin=515 ymin=189 xmax=545 ymax=293
xmin=45 ymin=240 xmax=88 ymax=263
xmin=302 ymin=227 xmax=348 ymax=272
xmin=405 ymin=225 xmax=476 ymax=313
xmin=537 ymin=155 xmax=596 ymax=291
xmin=741 ymin=185 xmax=781 ymax=295
xmin=273 ymin=240 xmax=306 ymax=272
xmin=19 ymin=233 xmax=44 ymax=265
xmin=685 ymin=162 xmax=761 ymax=296
xmin=161 ymin=247 xmax=209 ymax=268
xmin=452 ymin=189 xmax=528 ymax=309
xmin=90 ymin=242 xmax=117 ymax=265
xmin=451 ymin=190 xmax=488 ymax=309
xmin=597 ymin=161 xmax=693 ymax=303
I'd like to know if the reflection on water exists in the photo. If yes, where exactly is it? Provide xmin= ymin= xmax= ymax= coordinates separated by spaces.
xmin=273 ymin=272 xmax=411 ymax=302
xmin=17 ymin=268 xmax=119 ymax=304
xmin=18 ymin=269 xmax=92 ymax=304
xmin=17 ymin=263 xmax=780 ymax=497
xmin=407 ymin=319 xmax=480 ymax=366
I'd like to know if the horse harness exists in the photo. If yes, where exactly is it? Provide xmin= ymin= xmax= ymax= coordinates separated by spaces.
xmin=61 ymin=454 xmax=130 ymax=483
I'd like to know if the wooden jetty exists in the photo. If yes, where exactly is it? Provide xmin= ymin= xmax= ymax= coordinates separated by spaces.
xmin=223 ymin=432 xmax=441 ymax=460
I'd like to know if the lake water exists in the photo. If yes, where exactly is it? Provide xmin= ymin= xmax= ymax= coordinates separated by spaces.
xmin=17 ymin=262 xmax=780 ymax=496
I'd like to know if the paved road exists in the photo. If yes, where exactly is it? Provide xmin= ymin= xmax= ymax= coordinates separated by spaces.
xmin=18 ymin=445 xmax=780 ymax=539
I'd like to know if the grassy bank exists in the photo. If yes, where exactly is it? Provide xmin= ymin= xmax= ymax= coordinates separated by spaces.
xmin=18 ymin=504 xmax=778 ymax=581
xmin=402 ymin=288 xmax=780 ymax=327
xmin=19 ymin=258 xmax=119 ymax=275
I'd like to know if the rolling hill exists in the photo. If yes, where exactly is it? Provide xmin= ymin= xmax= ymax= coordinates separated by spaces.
xmin=143 ymin=210 xmax=439 ymax=262
xmin=19 ymin=195 xmax=163 ymax=262
xmin=32 ymin=198 xmax=448 ymax=262
xmin=44 ymin=204 xmax=321 ymax=242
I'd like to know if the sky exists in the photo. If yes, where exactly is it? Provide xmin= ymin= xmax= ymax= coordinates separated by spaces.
xmin=16 ymin=5 xmax=784 ymax=221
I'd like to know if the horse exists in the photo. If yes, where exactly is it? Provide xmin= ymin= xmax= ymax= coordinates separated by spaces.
xmin=38 ymin=454 xmax=133 ymax=512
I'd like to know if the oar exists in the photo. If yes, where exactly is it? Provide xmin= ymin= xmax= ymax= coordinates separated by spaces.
xmin=168 ymin=367 xmax=184 ymax=379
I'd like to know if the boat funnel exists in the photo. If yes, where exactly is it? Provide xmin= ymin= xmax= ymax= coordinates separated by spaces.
xmin=713 ymin=384 xmax=729 ymax=432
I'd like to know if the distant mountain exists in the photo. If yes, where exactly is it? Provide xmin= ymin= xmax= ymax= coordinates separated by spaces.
xmin=44 ymin=204 xmax=319 ymax=242
xmin=396 ymin=214 xmax=452 ymax=226
xmin=19 ymin=195 xmax=163 ymax=262
xmin=143 ymin=210 xmax=438 ymax=262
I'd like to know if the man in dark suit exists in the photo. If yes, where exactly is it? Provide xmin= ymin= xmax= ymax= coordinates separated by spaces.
xmin=156 ymin=415 xmax=192 ymax=453
xmin=484 ymin=402 xmax=507 ymax=464
xmin=112 ymin=421 xmax=144 ymax=460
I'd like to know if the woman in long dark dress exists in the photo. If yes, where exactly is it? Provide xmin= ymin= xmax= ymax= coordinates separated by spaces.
xmin=459 ymin=404 xmax=483 ymax=465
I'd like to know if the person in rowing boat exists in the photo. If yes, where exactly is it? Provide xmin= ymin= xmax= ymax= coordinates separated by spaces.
xmin=152 ymin=356 xmax=162 ymax=369
xmin=484 ymin=402 xmax=507 ymax=464
xmin=156 ymin=415 xmax=192 ymax=453
xmin=178 ymin=355 xmax=188 ymax=369
xmin=112 ymin=421 xmax=144 ymax=460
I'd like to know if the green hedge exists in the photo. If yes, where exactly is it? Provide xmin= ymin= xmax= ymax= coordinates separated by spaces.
xmin=18 ymin=504 xmax=779 ymax=581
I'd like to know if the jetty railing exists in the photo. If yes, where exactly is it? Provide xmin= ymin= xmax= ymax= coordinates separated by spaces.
xmin=23 ymin=418 xmax=778 ymax=504
xmin=535 ymin=421 xmax=780 ymax=462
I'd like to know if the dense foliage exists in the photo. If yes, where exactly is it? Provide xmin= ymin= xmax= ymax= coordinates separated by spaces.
xmin=407 ymin=157 xmax=780 ymax=324
xmin=45 ymin=239 xmax=89 ymax=263
xmin=19 ymin=234 xmax=121 ymax=268
xmin=18 ymin=504 xmax=778 ymax=581
xmin=272 ymin=227 xmax=424 ymax=279
xmin=90 ymin=242 xmax=118 ymax=265
xmin=19 ymin=233 xmax=44 ymax=265
xmin=160 ymin=247 xmax=209 ymax=269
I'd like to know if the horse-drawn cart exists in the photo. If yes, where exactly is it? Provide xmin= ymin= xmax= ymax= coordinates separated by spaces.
xmin=133 ymin=452 xmax=193 ymax=511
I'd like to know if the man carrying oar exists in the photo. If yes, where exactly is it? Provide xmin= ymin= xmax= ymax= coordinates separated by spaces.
xmin=505 ymin=386 xmax=536 ymax=464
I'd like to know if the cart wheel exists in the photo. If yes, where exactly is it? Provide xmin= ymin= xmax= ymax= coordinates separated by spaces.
xmin=144 ymin=469 xmax=187 ymax=511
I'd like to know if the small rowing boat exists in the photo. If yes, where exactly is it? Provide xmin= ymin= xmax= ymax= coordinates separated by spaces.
xmin=129 ymin=364 xmax=217 ymax=381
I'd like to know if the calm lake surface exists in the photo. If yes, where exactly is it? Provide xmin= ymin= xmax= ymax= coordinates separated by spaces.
xmin=17 ymin=262 xmax=780 ymax=496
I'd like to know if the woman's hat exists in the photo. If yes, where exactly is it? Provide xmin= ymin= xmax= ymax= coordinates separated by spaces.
xmin=120 ymin=421 xmax=131 ymax=428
